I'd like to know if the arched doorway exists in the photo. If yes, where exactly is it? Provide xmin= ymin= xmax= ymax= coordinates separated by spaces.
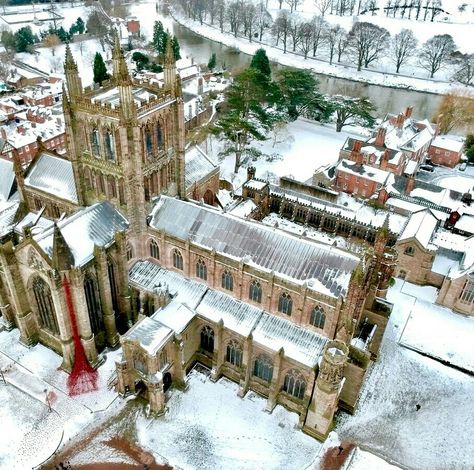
xmin=134 ymin=379 xmax=147 ymax=396
xmin=163 ymin=372 xmax=172 ymax=392
xmin=203 ymin=189 xmax=214 ymax=205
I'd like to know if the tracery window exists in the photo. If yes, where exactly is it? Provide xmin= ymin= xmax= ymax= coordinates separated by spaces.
xmin=221 ymin=270 xmax=233 ymax=291
xmin=173 ymin=249 xmax=183 ymax=270
xmin=84 ymin=274 xmax=103 ymax=334
xmin=91 ymin=128 xmax=100 ymax=156
xmin=253 ymin=354 xmax=273 ymax=383
xmin=145 ymin=128 xmax=153 ymax=157
xmin=249 ymin=280 xmax=262 ymax=303
xmin=283 ymin=369 xmax=306 ymax=399
xmin=105 ymin=130 xmax=115 ymax=161
xmin=157 ymin=124 xmax=164 ymax=149
xmin=126 ymin=243 xmax=133 ymax=262
xmin=32 ymin=276 xmax=59 ymax=335
xmin=107 ymin=176 xmax=117 ymax=199
xmin=404 ymin=246 xmax=415 ymax=256
xmin=196 ymin=258 xmax=207 ymax=280
xmin=149 ymin=239 xmax=159 ymax=260
xmin=460 ymin=278 xmax=474 ymax=304
xmin=310 ymin=306 xmax=326 ymax=329
xmin=200 ymin=325 xmax=214 ymax=353
xmin=226 ymin=340 xmax=242 ymax=367
xmin=278 ymin=292 xmax=293 ymax=316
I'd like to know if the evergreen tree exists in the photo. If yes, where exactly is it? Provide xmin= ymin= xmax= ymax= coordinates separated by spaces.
xmin=93 ymin=52 xmax=110 ymax=85
xmin=56 ymin=26 xmax=71 ymax=43
xmin=152 ymin=20 xmax=165 ymax=53
xmin=1 ymin=30 xmax=16 ymax=52
xmin=132 ymin=51 xmax=150 ymax=72
xmin=326 ymin=95 xmax=376 ymax=132
xmin=250 ymin=48 xmax=271 ymax=77
xmin=14 ymin=26 xmax=37 ymax=53
xmin=76 ymin=17 xmax=85 ymax=34
xmin=171 ymin=36 xmax=181 ymax=61
xmin=208 ymin=53 xmax=217 ymax=71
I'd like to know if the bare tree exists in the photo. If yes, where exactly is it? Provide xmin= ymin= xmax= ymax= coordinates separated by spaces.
xmin=433 ymin=90 xmax=474 ymax=133
xmin=289 ymin=15 xmax=301 ymax=52
xmin=43 ymin=34 xmax=61 ymax=57
xmin=390 ymin=28 xmax=417 ymax=73
xmin=242 ymin=1 xmax=257 ymax=41
xmin=310 ymin=15 xmax=327 ymax=58
xmin=336 ymin=27 xmax=349 ymax=62
xmin=348 ymin=22 xmax=390 ymax=71
xmin=452 ymin=53 xmax=474 ymax=86
xmin=314 ymin=0 xmax=332 ymax=16
xmin=285 ymin=0 xmax=303 ymax=12
xmin=419 ymin=34 xmax=456 ymax=78
xmin=215 ymin=0 xmax=226 ymax=33
xmin=227 ymin=0 xmax=242 ymax=37
xmin=255 ymin=1 xmax=272 ymax=42
xmin=326 ymin=24 xmax=345 ymax=64
xmin=298 ymin=21 xmax=313 ymax=59
xmin=272 ymin=10 xmax=291 ymax=53
xmin=430 ymin=0 xmax=442 ymax=21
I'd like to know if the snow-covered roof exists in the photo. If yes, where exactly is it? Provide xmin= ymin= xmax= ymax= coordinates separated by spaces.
xmin=149 ymin=196 xmax=360 ymax=298
xmin=431 ymin=135 xmax=464 ymax=153
xmin=431 ymin=250 xmax=463 ymax=276
xmin=401 ymin=127 xmax=433 ymax=152
xmin=122 ymin=315 xmax=173 ymax=355
xmin=336 ymin=159 xmax=392 ymax=185
xmin=14 ymin=211 xmax=54 ymax=236
xmin=24 ymin=152 xmax=78 ymax=204
xmin=252 ymin=312 xmax=328 ymax=367
xmin=34 ymin=201 xmax=129 ymax=267
xmin=455 ymin=214 xmax=474 ymax=234
xmin=398 ymin=209 xmax=438 ymax=249
xmin=246 ymin=179 xmax=268 ymax=191
xmin=129 ymin=260 xmax=208 ymax=310
xmin=185 ymin=145 xmax=217 ymax=190
xmin=228 ymin=199 xmax=256 ymax=219
xmin=196 ymin=289 xmax=263 ymax=337
xmin=0 ymin=200 xmax=20 ymax=237
xmin=152 ymin=301 xmax=196 ymax=334
xmin=91 ymin=86 xmax=159 ymax=109
xmin=0 ymin=158 xmax=15 ymax=202
xmin=404 ymin=160 xmax=417 ymax=175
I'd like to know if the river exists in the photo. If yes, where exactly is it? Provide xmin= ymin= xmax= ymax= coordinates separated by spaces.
xmin=129 ymin=2 xmax=443 ymax=120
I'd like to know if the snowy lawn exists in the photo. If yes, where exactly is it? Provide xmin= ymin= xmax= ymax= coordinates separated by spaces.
xmin=216 ymin=118 xmax=366 ymax=190
xmin=389 ymin=280 xmax=474 ymax=373
xmin=336 ymin=278 xmax=474 ymax=470
xmin=136 ymin=366 xmax=321 ymax=470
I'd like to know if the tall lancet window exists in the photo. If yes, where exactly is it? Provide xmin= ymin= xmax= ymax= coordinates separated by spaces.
xmin=105 ymin=130 xmax=115 ymax=161
xmin=84 ymin=274 xmax=103 ymax=334
xmin=156 ymin=124 xmax=164 ymax=150
xmin=91 ymin=128 xmax=100 ymax=156
xmin=32 ymin=276 xmax=59 ymax=335
xmin=145 ymin=128 xmax=153 ymax=158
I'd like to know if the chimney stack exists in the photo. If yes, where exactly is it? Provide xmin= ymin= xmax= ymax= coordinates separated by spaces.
xmin=380 ymin=149 xmax=390 ymax=171
xmin=405 ymin=106 xmax=413 ymax=119
xmin=375 ymin=127 xmax=386 ymax=147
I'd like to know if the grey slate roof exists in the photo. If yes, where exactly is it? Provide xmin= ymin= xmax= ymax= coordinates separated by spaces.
xmin=185 ymin=145 xmax=217 ymax=190
xmin=0 ymin=158 xmax=15 ymax=202
xmin=150 ymin=197 xmax=360 ymax=298
xmin=122 ymin=316 xmax=173 ymax=355
xmin=0 ymin=201 xmax=20 ymax=237
xmin=24 ymin=152 xmax=78 ymax=204
xmin=34 ymin=201 xmax=129 ymax=267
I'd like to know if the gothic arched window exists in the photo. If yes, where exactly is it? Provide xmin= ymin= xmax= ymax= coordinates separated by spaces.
xmin=105 ymin=130 xmax=115 ymax=161
xmin=221 ymin=270 xmax=233 ymax=291
xmin=107 ymin=258 xmax=119 ymax=315
xmin=107 ymin=176 xmax=117 ymax=199
xmin=145 ymin=128 xmax=153 ymax=157
xmin=253 ymin=354 xmax=273 ymax=383
xmin=91 ymin=128 xmax=100 ymax=156
xmin=97 ymin=174 xmax=105 ymax=194
xmin=149 ymin=239 xmax=159 ymax=260
xmin=156 ymin=123 xmax=164 ymax=149
xmin=32 ymin=276 xmax=59 ymax=335
xmin=249 ymin=280 xmax=262 ymax=303
xmin=404 ymin=246 xmax=415 ymax=256
xmin=226 ymin=340 xmax=242 ymax=367
xmin=84 ymin=274 xmax=103 ymax=334
xmin=278 ymin=292 xmax=292 ymax=316
xmin=283 ymin=369 xmax=306 ymax=399
xmin=196 ymin=258 xmax=207 ymax=280
xmin=173 ymin=249 xmax=183 ymax=270
xmin=200 ymin=325 xmax=214 ymax=353
xmin=126 ymin=243 xmax=133 ymax=262
xmin=310 ymin=306 xmax=326 ymax=329
xmin=134 ymin=352 xmax=146 ymax=374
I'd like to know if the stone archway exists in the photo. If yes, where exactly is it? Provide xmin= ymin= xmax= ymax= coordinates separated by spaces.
xmin=203 ymin=189 xmax=214 ymax=205
xmin=163 ymin=372 xmax=172 ymax=392
xmin=134 ymin=379 xmax=147 ymax=396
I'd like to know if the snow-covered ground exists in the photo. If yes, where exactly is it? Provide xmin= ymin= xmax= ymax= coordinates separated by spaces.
xmin=336 ymin=278 xmax=474 ymax=470
xmin=171 ymin=0 xmax=474 ymax=94
xmin=212 ymin=118 xmax=367 ymax=191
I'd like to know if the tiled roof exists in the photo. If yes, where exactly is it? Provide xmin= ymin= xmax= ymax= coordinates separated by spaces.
xmin=185 ymin=145 xmax=217 ymax=190
xmin=24 ymin=152 xmax=78 ymax=204
xmin=150 ymin=196 xmax=360 ymax=298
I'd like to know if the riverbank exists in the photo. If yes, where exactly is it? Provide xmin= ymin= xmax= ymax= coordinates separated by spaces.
xmin=171 ymin=10 xmax=460 ymax=96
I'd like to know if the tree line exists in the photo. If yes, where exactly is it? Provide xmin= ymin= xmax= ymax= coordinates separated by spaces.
xmin=174 ymin=0 xmax=473 ymax=85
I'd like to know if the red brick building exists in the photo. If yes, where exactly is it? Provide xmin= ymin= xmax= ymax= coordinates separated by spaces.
xmin=428 ymin=135 xmax=464 ymax=168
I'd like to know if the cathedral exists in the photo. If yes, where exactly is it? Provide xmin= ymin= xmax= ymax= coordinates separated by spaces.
xmin=0 ymin=38 xmax=396 ymax=440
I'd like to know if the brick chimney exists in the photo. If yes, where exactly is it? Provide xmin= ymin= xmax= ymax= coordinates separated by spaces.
xmin=351 ymin=140 xmax=363 ymax=161
xmin=375 ymin=127 xmax=386 ymax=147
xmin=405 ymin=175 xmax=415 ymax=194
xmin=405 ymin=106 xmax=413 ymax=119
xmin=380 ymin=149 xmax=390 ymax=171
xmin=396 ymin=113 xmax=405 ymax=129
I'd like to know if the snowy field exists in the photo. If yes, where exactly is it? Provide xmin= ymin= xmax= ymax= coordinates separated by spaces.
xmin=171 ymin=0 xmax=474 ymax=93
xmin=214 ymin=118 xmax=367 ymax=190
xmin=336 ymin=279 xmax=474 ymax=470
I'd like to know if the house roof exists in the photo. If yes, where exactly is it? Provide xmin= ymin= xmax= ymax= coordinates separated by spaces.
xmin=149 ymin=196 xmax=361 ymax=298
xmin=34 ymin=201 xmax=129 ymax=267
xmin=398 ymin=209 xmax=438 ymax=249
xmin=122 ymin=316 xmax=173 ymax=355
xmin=431 ymin=135 xmax=464 ymax=153
xmin=336 ymin=159 xmax=392 ymax=185
xmin=24 ymin=152 xmax=78 ymax=204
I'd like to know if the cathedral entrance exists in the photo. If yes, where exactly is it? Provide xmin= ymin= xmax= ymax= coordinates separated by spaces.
xmin=163 ymin=372 xmax=172 ymax=392
xmin=203 ymin=189 xmax=214 ymax=205
xmin=134 ymin=379 xmax=147 ymax=396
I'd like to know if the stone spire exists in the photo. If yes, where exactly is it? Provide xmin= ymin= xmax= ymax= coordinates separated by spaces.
xmin=112 ymin=31 xmax=132 ymax=86
xmin=52 ymin=223 xmax=75 ymax=271
xmin=164 ymin=38 xmax=177 ymax=95
xmin=64 ymin=43 xmax=82 ymax=102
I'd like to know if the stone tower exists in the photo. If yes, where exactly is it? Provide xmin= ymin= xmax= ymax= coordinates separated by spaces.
xmin=304 ymin=340 xmax=348 ymax=440
xmin=62 ymin=38 xmax=186 ymax=238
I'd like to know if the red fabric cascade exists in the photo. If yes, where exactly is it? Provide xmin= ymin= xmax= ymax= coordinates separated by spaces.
xmin=63 ymin=275 xmax=98 ymax=396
